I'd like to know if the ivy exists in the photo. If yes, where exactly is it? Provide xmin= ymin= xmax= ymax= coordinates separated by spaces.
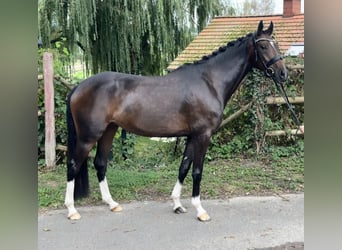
xmin=209 ymin=57 xmax=304 ymax=159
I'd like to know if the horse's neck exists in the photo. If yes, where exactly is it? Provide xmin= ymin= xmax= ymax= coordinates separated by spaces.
xmin=205 ymin=42 xmax=252 ymax=106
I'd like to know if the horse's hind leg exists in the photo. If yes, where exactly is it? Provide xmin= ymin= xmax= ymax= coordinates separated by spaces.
xmin=94 ymin=123 xmax=122 ymax=212
xmin=65 ymin=141 xmax=94 ymax=220
xmin=171 ymin=137 xmax=194 ymax=213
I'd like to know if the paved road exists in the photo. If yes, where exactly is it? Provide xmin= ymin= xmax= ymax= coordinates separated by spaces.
xmin=38 ymin=193 xmax=303 ymax=250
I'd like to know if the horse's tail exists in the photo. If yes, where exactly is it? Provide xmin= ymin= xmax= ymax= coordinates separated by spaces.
xmin=66 ymin=86 xmax=89 ymax=199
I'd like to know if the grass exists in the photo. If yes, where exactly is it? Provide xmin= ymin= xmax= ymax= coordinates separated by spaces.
xmin=38 ymin=136 xmax=304 ymax=210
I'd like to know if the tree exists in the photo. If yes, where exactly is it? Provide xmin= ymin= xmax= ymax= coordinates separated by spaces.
xmin=239 ymin=0 xmax=275 ymax=16
xmin=38 ymin=0 xmax=228 ymax=76
xmin=232 ymin=0 xmax=275 ymax=16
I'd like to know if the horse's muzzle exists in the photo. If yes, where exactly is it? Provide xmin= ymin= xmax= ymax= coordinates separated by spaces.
xmin=279 ymin=69 xmax=288 ymax=82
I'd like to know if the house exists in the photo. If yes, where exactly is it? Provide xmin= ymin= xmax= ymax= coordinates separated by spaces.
xmin=167 ymin=0 xmax=304 ymax=71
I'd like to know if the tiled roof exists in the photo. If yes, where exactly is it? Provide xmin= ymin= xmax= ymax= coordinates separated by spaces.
xmin=167 ymin=14 xmax=304 ymax=71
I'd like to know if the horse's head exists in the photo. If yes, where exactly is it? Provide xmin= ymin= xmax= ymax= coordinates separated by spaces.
xmin=253 ymin=20 xmax=287 ymax=83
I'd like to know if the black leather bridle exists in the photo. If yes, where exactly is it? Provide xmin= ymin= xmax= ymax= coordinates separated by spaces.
xmin=253 ymin=34 xmax=303 ymax=133
xmin=253 ymin=35 xmax=283 ymax=78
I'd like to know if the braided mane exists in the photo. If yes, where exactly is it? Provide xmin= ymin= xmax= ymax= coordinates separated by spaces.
xmin=173 ymin=33 xmax=254 ymax=71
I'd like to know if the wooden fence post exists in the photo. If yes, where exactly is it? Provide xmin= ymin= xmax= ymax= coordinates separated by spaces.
xmin=43 ymin=52 xmax=56 ymax=169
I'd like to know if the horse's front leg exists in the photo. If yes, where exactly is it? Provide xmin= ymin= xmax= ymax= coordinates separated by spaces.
xmin=191 ymin=135 xmax=211 ymax=222
xmin=171 ymin=137 xmax=194 ymax=213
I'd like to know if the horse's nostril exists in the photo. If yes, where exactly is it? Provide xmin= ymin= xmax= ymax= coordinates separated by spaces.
xmin=280 ymin=70 xmax=287 ymax=80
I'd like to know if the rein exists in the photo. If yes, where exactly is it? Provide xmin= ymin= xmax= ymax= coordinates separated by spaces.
xmin=253 ymin=35 xmax=303 ymax=134
xmin=274 ymin=80 xmax=303 ymax=133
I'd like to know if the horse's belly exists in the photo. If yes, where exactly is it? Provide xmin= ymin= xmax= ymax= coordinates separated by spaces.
xmin=113 ymin=112 xmax=189 ymax=137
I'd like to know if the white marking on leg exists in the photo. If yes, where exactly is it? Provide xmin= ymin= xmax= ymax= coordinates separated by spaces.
xmin=191 ymin=196 xmax=208 ymax=218
xmin=171 ymin=180 xmax=187 ymax=212
xmin=64 ymin=180 xmax=79 ymax=218
xmin=99 ymin=177 xmax=119 ymax=210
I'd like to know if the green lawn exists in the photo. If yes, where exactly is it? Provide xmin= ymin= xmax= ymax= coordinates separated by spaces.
xmin=38 ymin=136 xmax=304 ymax=210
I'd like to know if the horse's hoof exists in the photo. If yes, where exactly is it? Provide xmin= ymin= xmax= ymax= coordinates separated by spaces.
xmin=111 ymin=205 xmax=123 ymax=212
xmin=197 ymin=212 xmax=211 ymax=222
xmin=174 ymin=206 xmax=187 ymax=214
xmin=68 ymin=212 xmax=81 ymax=220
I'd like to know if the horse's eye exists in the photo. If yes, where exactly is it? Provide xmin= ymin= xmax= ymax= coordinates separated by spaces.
xmin=260 ymin=44 xmax=267 ymax=50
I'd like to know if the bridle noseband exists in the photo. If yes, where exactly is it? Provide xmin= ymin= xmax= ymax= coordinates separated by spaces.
xmin=253 ymin=34 xmax=283 ymax=78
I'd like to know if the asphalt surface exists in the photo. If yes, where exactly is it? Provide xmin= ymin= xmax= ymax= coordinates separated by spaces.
xmin=38 ymin=193 xmax=304 ymax=250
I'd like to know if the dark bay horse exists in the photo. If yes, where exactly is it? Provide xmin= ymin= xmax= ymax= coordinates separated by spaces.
xmin=65 ymin=21 xmax=287 ymax=221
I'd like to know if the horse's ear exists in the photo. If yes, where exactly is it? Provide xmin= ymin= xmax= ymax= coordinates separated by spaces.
xmin=257 ymin=20 xmax=264 ymax=36
xmin=265 ymin=21 xmax=274 ymax=35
